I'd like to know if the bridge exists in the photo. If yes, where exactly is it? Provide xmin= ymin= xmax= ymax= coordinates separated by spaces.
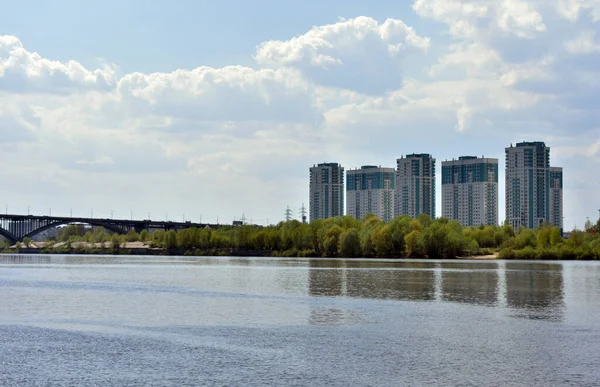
xmin=0 ymin=214 xmax=219 ymax=244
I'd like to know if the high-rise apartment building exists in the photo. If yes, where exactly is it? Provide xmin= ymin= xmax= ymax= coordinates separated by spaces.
xmin=309 ymin=163 xmax=344 ymax=221
xmin=346 ymin=166 xmax=395 ymax=222
xmin=395 ymin=154 xmax=436 ymax=219
xmin=549 ymin=167 xmax=563 ymax=230
xmin=441 ymin=156 xmax=498 ymax=226
xmin=505 ymin=142 xmax=563 ymax=230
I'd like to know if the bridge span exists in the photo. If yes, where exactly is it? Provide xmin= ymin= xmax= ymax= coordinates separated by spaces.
xmin=0 ymin=214 xmax=219 ymax=244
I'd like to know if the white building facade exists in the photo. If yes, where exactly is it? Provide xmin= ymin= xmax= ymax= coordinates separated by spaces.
xmin=395 ymin=154 xmax=436 ymax=219
xmin=505 ymin=142 xmax=563 ymax=231
xmin=309 ymin=163 xmax=345 ymax=221
xmin=346 ymin=166 xmax=395 ymax=222
xmin=441 ymin=156 xmax=498 ymax=227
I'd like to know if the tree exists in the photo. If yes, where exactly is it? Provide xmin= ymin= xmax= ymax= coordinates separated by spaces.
xmin=549 ymin=227 xmax=562 ymax=247
xmin=536 ymin=226 xmax=551 ymax=250
xmin=322 ymin=225 xmax=342 ymax=257
xmin=165 ymin=230 xmax=178 ymax=250
xmin=388 ymin=216 xmax=411 ymax=256
xmin=139 ymin=229 xmax=149 ymax=242
xmin=339 ymin=228 xmax=361 ymax=258
xmin=417 ymin=213 xmax=432 ymax=228
xmin=111 ymin=234 xmax=121 ymax=253
xmin=405 ymin=230 xmax=423 ymax=257
xmin=372 ymin=225 xmax=393 ymax=257
xmin=23 ymin=237 xmax=31 ymax=248
xmin=125 ymin=229 xmax=139 ymax=243
xmin=444 ymin=221 xmax=466 ymax=258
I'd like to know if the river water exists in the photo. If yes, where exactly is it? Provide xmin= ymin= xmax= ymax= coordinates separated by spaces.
xmin=1 ymin=255 xmax=599 ymax=386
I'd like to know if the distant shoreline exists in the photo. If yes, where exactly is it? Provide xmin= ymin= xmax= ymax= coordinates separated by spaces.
xmin=456 ymin=253 xmax=499 ymax=260
xmin=0 ymin=247 xmax=498 ymax=261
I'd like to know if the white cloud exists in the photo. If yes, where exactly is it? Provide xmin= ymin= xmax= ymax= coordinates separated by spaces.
xmin=114 ymin=66 xmax=319 ymax=124
xmin=255 ymin=16 xmax=430 ymax=94
xmin=0 ymin=5 xmax=599 ymax=225
xmin=0 ymin=35 xmax=117 ymax=93
xmin=76 ymin=156 xmax=115 ymax=166
xmin=556 ymin=0 xmax=600 ymax=22
xmin=564 ymin=30 xmax=600 ymax=52
xmin=413 ymin=0 xmax=489 ymax=38
xmin=413 ymin=0 xmax=545 ymax=39
xmin=496 ymin=0 xmax=546 ymax=38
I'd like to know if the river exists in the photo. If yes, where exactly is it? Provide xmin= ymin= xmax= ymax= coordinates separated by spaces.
xmin=1 ymin=255 xmax=599 ymax=386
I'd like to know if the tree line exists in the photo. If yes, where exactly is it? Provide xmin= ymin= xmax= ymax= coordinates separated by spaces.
xmin=46 ymin=214 xmax=600 ymax=260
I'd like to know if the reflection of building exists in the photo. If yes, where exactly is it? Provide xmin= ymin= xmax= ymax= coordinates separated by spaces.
xmin=441 ymin=156 xmax=498 ymax=226
xmin=309 ymin=163 xmax=345 ymax=221
xmin=308 ymin=260 xmax=346 ymax=298
xmin=505 ymin=142 xmax=563 ymax=230
xmin=395 ymin=154 xmax=436 ymax=219
xmin=440 ymin=262 xmax=499 ymax=306
xmin=305 ymin=260 xmax=566 ymax=323
xmin=346 ymin=166 xmax=395 ymax=222
xmin=505 ymin=262 xmax=564 ymax=321
xmin=308 ymin=260 xmax=436 ymax=301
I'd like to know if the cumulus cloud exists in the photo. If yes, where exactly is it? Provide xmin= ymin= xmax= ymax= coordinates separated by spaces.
xmin=255 ymin=16 xmax=430 ymax=94
xmin=413 ymin=0 xmax=545 ymax=39
xmin=556 ymin=0 xmax=600 ymax=22
xmin=564 ymin=30 xmax=600 ymax=52
xmin=0 ymin=35 xmax=116 ymax=93
xmin=0 ymin=5 xmax=599 ymax=224
xmin=114 ymin=66 xmax=320 ymax=124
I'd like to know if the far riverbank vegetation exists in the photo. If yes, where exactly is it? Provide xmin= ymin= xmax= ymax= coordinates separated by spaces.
xmin=4 ymin=214 xmax=600 ymax=260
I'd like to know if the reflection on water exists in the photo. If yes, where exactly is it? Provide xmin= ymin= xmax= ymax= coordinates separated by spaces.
xmin=1 ymin=254 xmax=599 ymax=386
xmin=0 ymin=254 xmax=53 ymax=265
xmin=441 ymin=264 xmax=499 ymax=306
xmin=505 ymin=262 xmax=564 ymax=321
xmin=0 ymin=255 xmax=571 ymax=324
xmin=308 ymin=259 xmax=565 ymax=321
xmin=309 ymin=260 xmax=436 ymax=301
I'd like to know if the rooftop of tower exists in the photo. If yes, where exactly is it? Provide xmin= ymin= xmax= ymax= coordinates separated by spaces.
xmin=515 ymin=141 xmax=546 ymax=147
xmin=402 ymin=153 xmax=433 ymax=158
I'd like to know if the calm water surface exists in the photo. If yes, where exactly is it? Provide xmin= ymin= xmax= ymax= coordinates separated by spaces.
xmin=1 ymin=255 xmax=600 ymax=386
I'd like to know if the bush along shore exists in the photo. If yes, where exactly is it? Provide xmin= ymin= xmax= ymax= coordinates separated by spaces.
xmin=4 ymin=215 xmax=600 ymax=260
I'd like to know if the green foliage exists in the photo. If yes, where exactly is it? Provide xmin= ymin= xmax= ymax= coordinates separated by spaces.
xmin=165 ymin=230 xmax=178 ymax=250
xmin=322 ymin=225 xmax=343 ymax=257
xmin=405 ymin=230 xmax=423 ymax=257
xmin=339 ymin=228 xmax=361 ymax=258
xmin=126 ymin=229 xmax=139 ymax=242
xmin=30 ymin=214 xmax=600 ymax=260
xmin=111 ymin=234 xmax=121 ymax=253
xmin=58 ymin=224 xmax=86 ymax=241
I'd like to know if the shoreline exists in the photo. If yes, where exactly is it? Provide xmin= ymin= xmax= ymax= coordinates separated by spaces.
xmin=456 ymin=253 xmax=499 ymax=260
xmin=2 ymin=247 xmax=496 ymax=260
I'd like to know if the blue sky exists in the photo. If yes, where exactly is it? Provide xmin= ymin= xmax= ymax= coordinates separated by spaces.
xmin=0 ymin=0 xmax=599 ymax=228
xmin=1 ymin=0 xmax=426 ymax=73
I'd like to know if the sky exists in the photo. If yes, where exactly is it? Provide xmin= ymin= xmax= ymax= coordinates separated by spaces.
xmin=0 ymin=0 xmax=599 ymax=228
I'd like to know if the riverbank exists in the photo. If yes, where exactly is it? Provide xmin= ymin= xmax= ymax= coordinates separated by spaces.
xmin=3 ymin=242 xmax=501 ymax=259
xmin=456 ymin=253 xmax=499 ymax=260
xmin=4 ymin=242 xmax=597 ymax=261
